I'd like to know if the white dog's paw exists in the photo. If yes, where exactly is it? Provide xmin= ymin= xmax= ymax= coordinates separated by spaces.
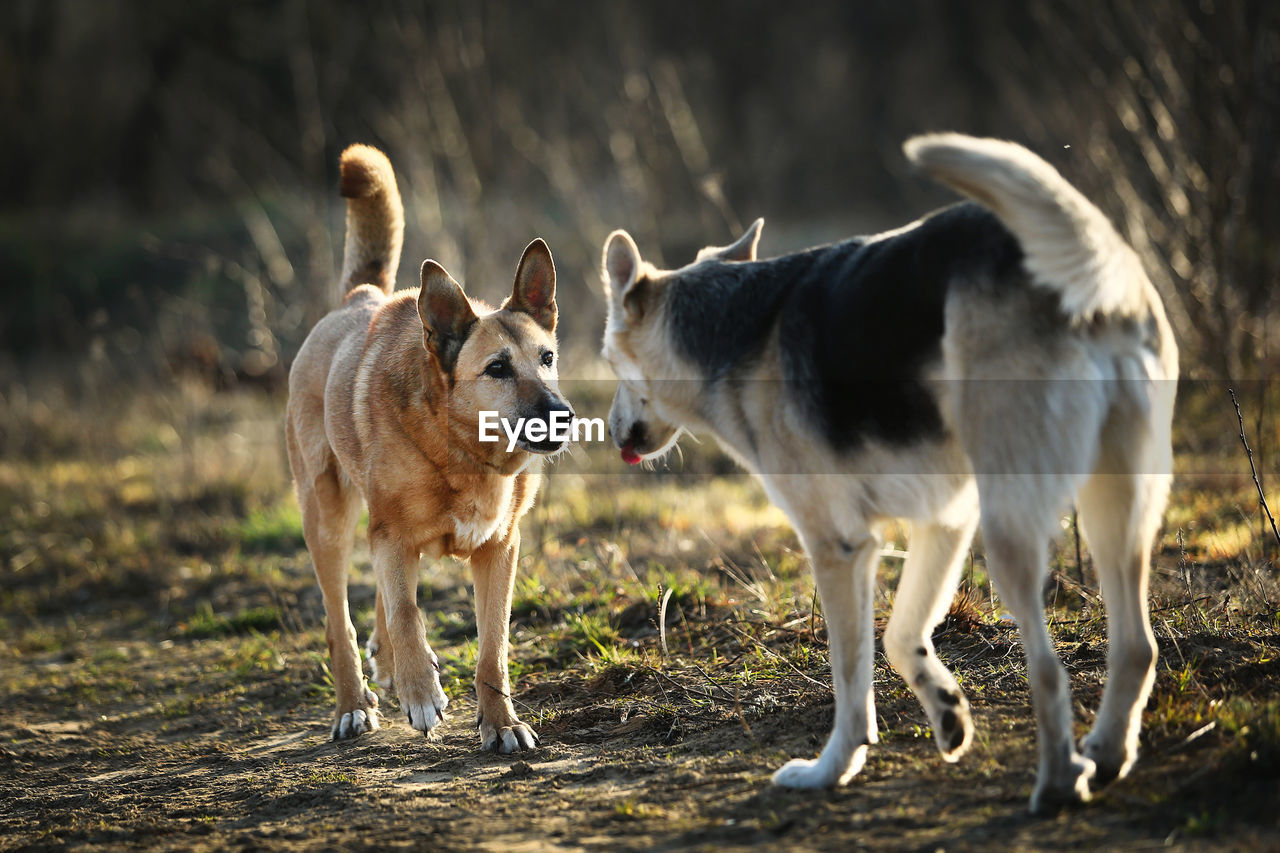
xmin=480 ymin=717 xmax=540 ymax=753
xmin=1029 ymin=753 xmax=1095 ymax=815
xmin=1080 ymin=732 xmax=1136 ymax=787
xmin=772 ymin=745 xmax=866 ymax=789
xmin=932 ymin=692 xmax=973 ymax=762
xmin=772 ymin=758 xmax=833 ymax=788
xmin=331 ymin=687 xmax=380 ymax=741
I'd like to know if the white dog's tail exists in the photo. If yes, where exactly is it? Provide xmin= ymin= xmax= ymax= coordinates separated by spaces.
xmin=903 ymin=133 xmax=1145 ymax=321
xmin=338 ymin=144 xmax=404 ymax=295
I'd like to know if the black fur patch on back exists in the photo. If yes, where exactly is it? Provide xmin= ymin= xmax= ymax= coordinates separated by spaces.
xmin=667 ymin=203 xmax=1041 ymax=451
xmin=665 ymin=257 xmax=796 ymax=382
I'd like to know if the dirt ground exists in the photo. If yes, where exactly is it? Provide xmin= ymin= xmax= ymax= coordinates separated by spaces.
xmin=4 ymin=383 xmax=1280 ymax=851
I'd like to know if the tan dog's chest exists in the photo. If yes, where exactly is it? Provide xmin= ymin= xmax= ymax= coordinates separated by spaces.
xmin=378 ymin=467 xmax=523 ymax=561
xmin=446 ymin=477 xmax=516 ymax=554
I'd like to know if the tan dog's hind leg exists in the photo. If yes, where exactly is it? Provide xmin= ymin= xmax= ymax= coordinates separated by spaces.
xmin=296 ymin=454 xmax=377 ymax=741
xmin=471 ymin=533 xmax=539 ymax=752
xmin=373 ymin=536 xmax=448 ymax=734
xmin=367 ymin=589 xmax=395 ymax=689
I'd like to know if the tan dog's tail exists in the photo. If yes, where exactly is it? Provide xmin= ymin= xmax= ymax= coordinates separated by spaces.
xmin=904 ymin=133 xmax=1146 ymax=323
xmin=338 ymin=144 xmax=404 ymax=295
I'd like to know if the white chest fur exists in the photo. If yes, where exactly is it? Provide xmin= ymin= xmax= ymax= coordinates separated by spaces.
xmin=450 ymin=477 xmax=515 ymax=552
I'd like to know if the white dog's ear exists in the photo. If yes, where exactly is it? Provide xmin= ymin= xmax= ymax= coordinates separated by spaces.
xmin=418 ymin=260 xmax=477 ymax=372
xmin=504 ymin=238 xmax=557 ymax=332
xmin=697 ymin=218 xmax=764 ymax=263
xmin=603 ymin=230 xmax=646 ymax=319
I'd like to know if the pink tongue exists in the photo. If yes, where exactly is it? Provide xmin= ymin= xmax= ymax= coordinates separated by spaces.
xmin=620 ymin=444 xmax=642 ymax=465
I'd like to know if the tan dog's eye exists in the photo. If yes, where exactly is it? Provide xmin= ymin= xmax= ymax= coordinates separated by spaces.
xmin=541 ymin=350 xmax=554 ymax=368
xmin=484 ymin=360 xmax=512 ymax=379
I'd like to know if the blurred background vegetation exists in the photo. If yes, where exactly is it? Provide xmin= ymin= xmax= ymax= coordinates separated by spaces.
xmin=2 ymin=0 xmax=1277 ymax=394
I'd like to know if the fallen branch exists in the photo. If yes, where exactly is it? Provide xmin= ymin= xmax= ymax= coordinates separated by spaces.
xmin=1228 ymin=388 xmax=1280 ymax=551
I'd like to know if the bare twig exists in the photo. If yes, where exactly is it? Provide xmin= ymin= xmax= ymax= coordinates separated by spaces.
xmin=658 ymin=586 xmax=673 ymax=660
xmin=1228 ymin=388 xmax=1280 ymax=550
xmin=1177 ymin=528 xmax=1191 ymax=593
xmin=690 ymin=663 xmax=737 ymax=703
xmin=1149 ymin=595 xmax=1213 ymax=614
xmin=1165 ymin=720 xmax=1216 ymax=754
xmin=726 ymin=623 xmax=831 ymax=693
xmin=641 ymin=665 xmax=738 ymax=708
xmin=1072 ymin=507 xmax=1086 ymax=588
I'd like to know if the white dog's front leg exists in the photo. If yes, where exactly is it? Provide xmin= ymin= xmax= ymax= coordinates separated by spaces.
xmin=773 ymin=533 xmax=881 ymax=789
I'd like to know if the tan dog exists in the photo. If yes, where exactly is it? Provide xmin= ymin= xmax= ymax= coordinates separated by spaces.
xmin=286 ymin=144 xmax=571 ymax=752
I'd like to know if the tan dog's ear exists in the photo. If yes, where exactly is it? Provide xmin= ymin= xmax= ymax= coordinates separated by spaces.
xmin=603 ymin=230 xmax=647 ymax=321
xmin=503 ymin=238 xmax=557 ymax=332
xmin=696 ymin=218 xmax=764 ymax=263
xmin=418 ymin=260 xmax=477 ymax=373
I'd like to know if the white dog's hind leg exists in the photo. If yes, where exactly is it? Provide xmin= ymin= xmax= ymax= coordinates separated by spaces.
xmin=1077 ymin=469 xmax=1167 ymax=785
xmin=954 ymin=357 xmax=1110 ymax=811
xmin=982 ymin=508 xmax=1094 ymax=813
xmin=773 ymin=532 xmax=881 ymax=789
xmin=884 ymin=519 xmax=980 ymax=762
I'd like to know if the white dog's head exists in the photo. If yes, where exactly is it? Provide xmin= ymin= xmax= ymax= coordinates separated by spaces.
xmin=599 ymin=220 xmax=763 ymax=465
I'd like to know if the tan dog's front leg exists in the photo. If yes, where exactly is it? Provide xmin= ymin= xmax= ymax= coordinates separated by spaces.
xmin=372 ymin=534 xmax=448 ymax=734
xmin=471 ymin=532 xmax=539 ymax=752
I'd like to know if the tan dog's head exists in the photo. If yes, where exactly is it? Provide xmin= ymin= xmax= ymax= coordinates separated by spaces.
xmin=419 ymin=239 xmax=573 ymax=461
xmin=599 ymin=220 xmax=763 ymax=465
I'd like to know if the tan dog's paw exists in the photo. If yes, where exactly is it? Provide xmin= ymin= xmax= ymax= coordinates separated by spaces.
xmin=331 ymin=685 xmax=380 ymax=741
xmin=479 ymin=714 xmax=540 ymax=753
xmin=397 ymin=657 xmax=449 ymax=735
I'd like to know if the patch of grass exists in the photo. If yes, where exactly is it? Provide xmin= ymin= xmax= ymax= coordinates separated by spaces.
xmin=181 ymin=602 xmax=282 ymax=638
xmin=236 ymin=500 xmax=304 ymax=553
xmin=1217 ymin=698 xmax=1280 ymax=774
xmin=613 ymin=798 xmax=654 ymax=819
xmin=1182 ymin=810 xmax=1224 ymax=837
xmin=440 ymin=638 xmax=478 ymax=688
xmin=13 ymin=622 xmax=77 ymax=655
xmin=218 ymin=632 xmax=286 ymax=677
xmin=91 ymin=646 xmax=130 ymax=665
xmin=566 ymin=611 xmax=629 ymax=664
xmin=304 ymin=769 xmax=356 ymax=786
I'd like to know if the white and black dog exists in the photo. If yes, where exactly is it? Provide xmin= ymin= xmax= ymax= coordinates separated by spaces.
xmin=599 ymin=133 xmax=1177 ymax=813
